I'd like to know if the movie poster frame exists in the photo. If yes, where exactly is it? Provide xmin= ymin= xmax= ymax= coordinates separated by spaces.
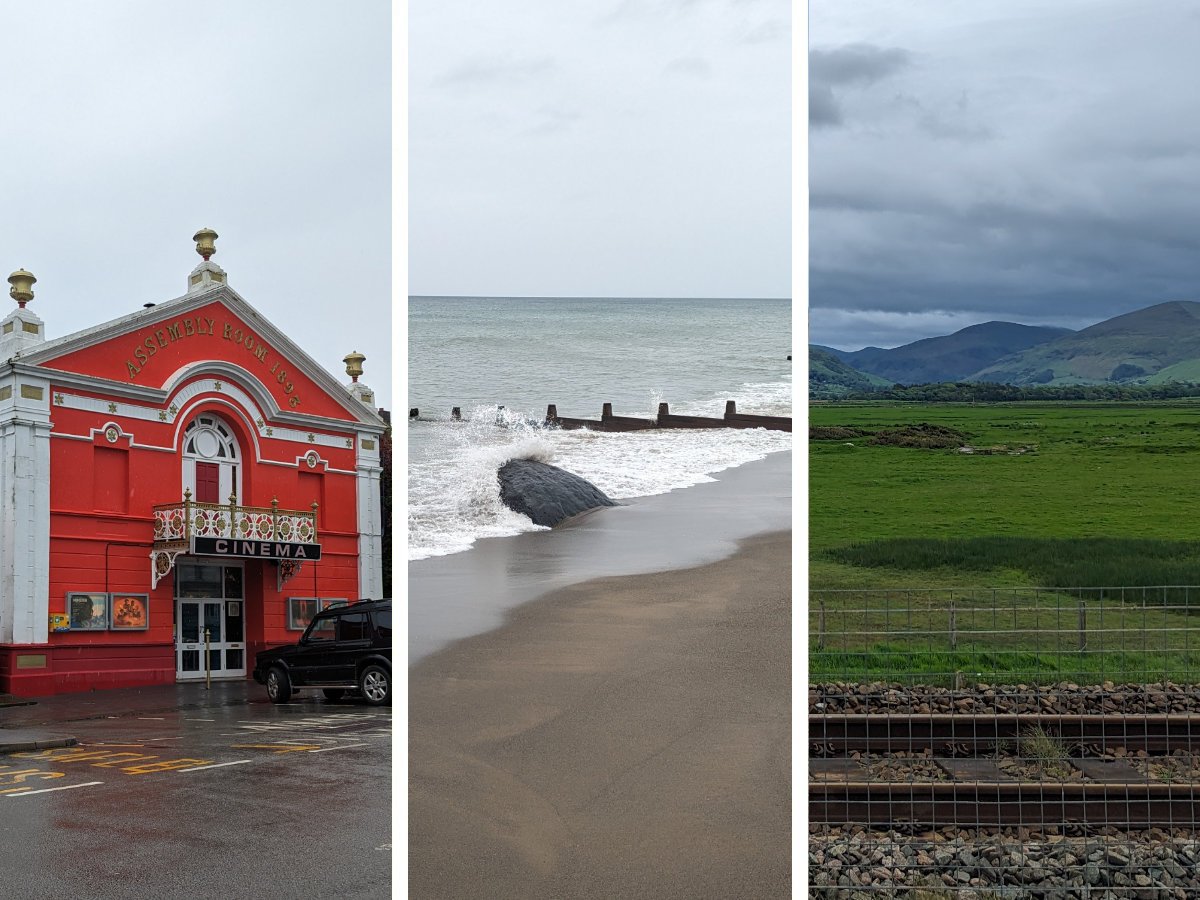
xmin=67 ymin=592 xmax=109 ymax=631
xmin=109 ymin=593 xmax=150 ymax=631
xmin=286 ymin=597 xmax=349 ymax=632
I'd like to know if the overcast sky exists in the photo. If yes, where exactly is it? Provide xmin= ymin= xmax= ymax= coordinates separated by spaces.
xmin=409 ymin=0 xmax=790 ymax=299
xmin=810 ymin=0 xmax=1200 ymax=351
xmin=1 ymin=1 xmax=391 ymax=406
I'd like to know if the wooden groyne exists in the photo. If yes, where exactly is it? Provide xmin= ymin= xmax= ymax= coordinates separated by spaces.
xmin=413 ymin=400 xmax=791 ymax=432
xmin=546 ymin=400 xmax=790 ymax=433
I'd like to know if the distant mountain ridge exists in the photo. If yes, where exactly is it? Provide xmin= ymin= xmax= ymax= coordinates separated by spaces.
xmin=971 ymin=301 xmax=1200 ymax=385
xmin=811 ymin=300 xmax=1200 ymax=393
xmin=815 ymin=321 xmax=1072 ymax=387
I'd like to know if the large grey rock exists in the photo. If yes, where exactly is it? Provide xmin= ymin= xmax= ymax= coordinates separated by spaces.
xmin=498 ymin=459 xmax=616 ymax=527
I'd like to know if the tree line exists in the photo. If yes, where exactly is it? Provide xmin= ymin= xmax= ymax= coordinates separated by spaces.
xmin=826 ymin=381 xmax=1200 ymax=402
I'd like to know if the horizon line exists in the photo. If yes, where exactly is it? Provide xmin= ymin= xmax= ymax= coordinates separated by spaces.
xmin=408 ymin=294 xmax=792 ymax=301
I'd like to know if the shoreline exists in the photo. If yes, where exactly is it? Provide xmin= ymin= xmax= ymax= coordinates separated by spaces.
xmin=408 ymin=449 xmax=791 ymax=663
xmin=409 ymin=529 xmax=792 ymax=899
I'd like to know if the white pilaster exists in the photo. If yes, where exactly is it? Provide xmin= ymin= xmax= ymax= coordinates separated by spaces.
xmin=0 ymin=307 xmax=47 ymax=359
xmin=355 ymin=430 xmax=384 ymax=599
xmin=0 ymin=368 xmax=52 ymax=644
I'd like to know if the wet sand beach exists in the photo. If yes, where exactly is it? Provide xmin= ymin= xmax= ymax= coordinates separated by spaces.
xmin=409 ymin=451 xmax=792 ymax=663
xmin=408 ymin=528 xmax=791 ymax=899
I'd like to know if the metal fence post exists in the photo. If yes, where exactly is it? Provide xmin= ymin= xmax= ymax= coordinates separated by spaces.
xmin=948 ymin=600 xmax=957 ymax=652
xmin=1078 ymin=598 xmax=1087 ymax=652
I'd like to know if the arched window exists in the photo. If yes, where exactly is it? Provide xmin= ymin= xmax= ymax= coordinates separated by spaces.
xmin=182 ymin=415 xmax=241 ymax=504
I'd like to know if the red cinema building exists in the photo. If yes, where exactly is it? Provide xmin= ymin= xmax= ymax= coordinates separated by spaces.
xmin=0 ymin=230 xmax=386 ymax=696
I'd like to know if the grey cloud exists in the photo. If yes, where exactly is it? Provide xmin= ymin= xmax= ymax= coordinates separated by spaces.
xmin=809 ymin=85 xmax=842 ymax=128
xmin=664 ymin=57 xmax=711 ymax=78
xmin=810 ymin=43 xmax=911 ymax=87
xmin=740 ymin=18 xmax=788 ymax=44
xmin=524 ymin=106 xmax=582 ymax=136
xmin=808 ymin=2 xmax=1200 ymax=352
xmin=435 ymin=55 xmax=555 ymax=88
xmin=809 ymin=43 xmax=911 ymax=128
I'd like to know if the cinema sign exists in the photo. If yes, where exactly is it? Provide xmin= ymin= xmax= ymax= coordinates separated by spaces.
xmin=192 ymin=537 xmax=323 ymax=561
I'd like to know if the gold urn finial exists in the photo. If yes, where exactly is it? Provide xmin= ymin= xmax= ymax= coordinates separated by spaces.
xmin=193 ymin=227 xmax=219 ymax=261
xmin=344 ymin=350 xmax=366 ymax=382
xmin=8 ymin=269 xmax=36 ymax=308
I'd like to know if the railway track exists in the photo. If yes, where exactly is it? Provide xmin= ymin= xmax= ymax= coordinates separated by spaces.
xmin=810 ymin=713 xmax=1200 ymax=828
xmin=812 ymin=713 xmax=1200 ymax=755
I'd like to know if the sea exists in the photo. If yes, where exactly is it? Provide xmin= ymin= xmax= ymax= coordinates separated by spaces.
xmin=407 ymin=296 xmax=793 ymax=562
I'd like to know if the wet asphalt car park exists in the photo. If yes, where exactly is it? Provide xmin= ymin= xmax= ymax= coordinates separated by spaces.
xmin=0 ymin=681 xmax=391 ymax=899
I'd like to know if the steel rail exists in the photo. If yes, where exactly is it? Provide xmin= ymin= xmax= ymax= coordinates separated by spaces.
xmin=812 ymin=714 xmax=1200 ymax=754
xmin=810 ymin=780 xmax=1200 ymax=828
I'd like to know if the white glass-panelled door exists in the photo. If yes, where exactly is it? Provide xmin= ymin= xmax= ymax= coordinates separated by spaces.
xmin=175 ymin=561 xmax=246 ymax=681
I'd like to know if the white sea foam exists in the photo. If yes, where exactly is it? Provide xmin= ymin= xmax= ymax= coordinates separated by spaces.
xmin=408 ymin=386 xmax=792 ymax=561
xmin=409 ymin=296 xmax=792 ymax=561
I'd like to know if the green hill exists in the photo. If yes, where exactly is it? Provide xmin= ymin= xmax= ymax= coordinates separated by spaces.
xmin=836 ymin=321 xmax=1070 ymax=384
xmin=809 ymin=348 xmax=892 ymax=397
xmin=970 ymin=301 xmax=1200 ymax=385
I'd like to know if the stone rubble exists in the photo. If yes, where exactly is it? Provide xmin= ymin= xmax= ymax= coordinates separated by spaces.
xmin=809 ymin=826 xmax=1200 ymax=898
xmin=811 ymin=681 xmax=1200 ymax=716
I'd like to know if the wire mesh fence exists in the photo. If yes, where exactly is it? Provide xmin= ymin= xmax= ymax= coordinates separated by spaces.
xmin=809 ymin=587 xmax=1200 ymax=899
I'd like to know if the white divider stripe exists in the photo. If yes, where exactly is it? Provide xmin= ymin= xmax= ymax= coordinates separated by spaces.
xmin=7 ymin=781 xmax=104 ymax=796
xmin=177 ymin=760 xmax=252 ymax=772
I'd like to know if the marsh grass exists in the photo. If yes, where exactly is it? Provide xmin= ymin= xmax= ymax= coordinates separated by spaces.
xmin=811 ymin=401 xmax=1200 ymax=681
xmin=826 ymin=537 xmax=1200 ymax=590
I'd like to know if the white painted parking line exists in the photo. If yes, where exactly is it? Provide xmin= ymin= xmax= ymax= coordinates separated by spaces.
xmin=176 ymin=760 xmax=252 ymax=772
xmin=138 ymin=717 xmax=166 ymax=721
xmin=306 ymin=744 xmax=370 ymax=753
xmin=184 ymin=718 xmax=216 ymax=722
xmin=7 ymin=781 xmax=104 ymax=796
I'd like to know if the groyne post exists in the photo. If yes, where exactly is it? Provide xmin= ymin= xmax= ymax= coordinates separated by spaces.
xmin=409 ymin=408 xmax=418 ymax=419
xmin=545 ymin=404 xmax=558 ymax=425
xmin=451 ymin=407 xmax=461 ymax=420
xmin=602 ymin=402 xmax=613 ymax=419
xmin=725 ymin=400 xmax=737 ymax=418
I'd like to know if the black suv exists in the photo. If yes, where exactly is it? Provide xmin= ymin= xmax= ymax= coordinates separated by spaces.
xmin=253 ymin=599 xmax=391 ymax=705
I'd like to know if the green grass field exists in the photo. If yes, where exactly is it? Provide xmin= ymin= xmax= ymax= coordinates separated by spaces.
xmin=809 ymin=400 xmax=1200 ymax=682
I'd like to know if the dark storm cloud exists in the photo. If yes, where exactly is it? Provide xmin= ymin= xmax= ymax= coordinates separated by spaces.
xmin=808 ymin=43 xmax=911 ymax=129
xmin=810 ymin=43 xmax=911 ymax=86
xmin=810 ymin=1 xmax=1200 ymax=350
xmin=809 ymin=85 xmax=842 ymax=128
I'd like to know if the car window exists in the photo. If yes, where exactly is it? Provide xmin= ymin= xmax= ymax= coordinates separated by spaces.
xmin=336 ymin=612 xmax=369 ymax=642
xmin=307 ymin=614 xmax=335 ymax=639
xmin=372 ymin=610 xmax=391 ymax=641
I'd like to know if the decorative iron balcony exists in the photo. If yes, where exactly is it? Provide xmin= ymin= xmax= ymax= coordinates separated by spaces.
xmin=150 ymin=492 xmax=320 ymax=590
xmin=153 ymin=492 xmax=319 ymax=549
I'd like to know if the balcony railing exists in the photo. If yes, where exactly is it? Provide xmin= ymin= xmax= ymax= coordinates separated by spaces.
xmin=153 ymin=492 xmax=319 ymax=548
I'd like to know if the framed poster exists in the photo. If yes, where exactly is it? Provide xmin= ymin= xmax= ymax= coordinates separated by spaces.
xmin=287 ymin=597 xmax=320 ymax=631
xmin=68 ymin=593 xmax=108 ymax=631
xmin=286 ymin=598 xmax=349 ymax=631
xmin=109 ymin=594 xmax=149 ymax=630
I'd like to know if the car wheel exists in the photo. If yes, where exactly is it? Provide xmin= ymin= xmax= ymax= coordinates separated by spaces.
xmin=266 ymin=667 xmax=292 ymax=704
xmin=322 ymin=689 xmax=345 ymax=701
xmin=359 ymin=664 xmax=390 ymax=706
